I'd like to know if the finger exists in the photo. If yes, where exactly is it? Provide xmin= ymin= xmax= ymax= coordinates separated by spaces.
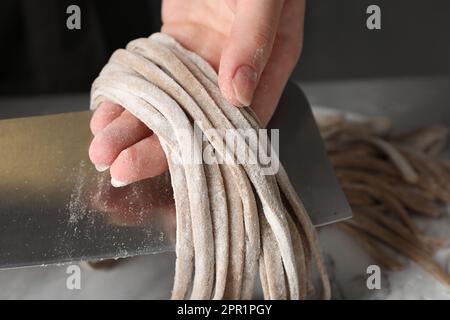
xmin=218 ymin=0 xmax=285 ymax=107
xmin=110 ymin=134 xmax=168 ymax=187
xmin=90 ymin=101 xmax=124 ymax=135
xmin=89 ymin=110 xmax=152 ymax=171
xmin=251 ymin=0 xmax=305 ymax=127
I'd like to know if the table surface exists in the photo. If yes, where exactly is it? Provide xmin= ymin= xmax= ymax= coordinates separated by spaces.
xmin=0 ymin=76 xmax=449 ymax=299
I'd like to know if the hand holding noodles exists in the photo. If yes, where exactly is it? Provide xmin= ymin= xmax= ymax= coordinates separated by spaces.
xmin=90 ymin=33 xmax=330 ymax=300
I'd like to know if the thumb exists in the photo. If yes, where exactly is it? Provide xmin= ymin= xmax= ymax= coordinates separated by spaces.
xmin=219 ymin=0 xmax=285 ymax=107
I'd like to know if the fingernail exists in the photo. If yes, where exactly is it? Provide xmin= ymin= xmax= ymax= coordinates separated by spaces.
xmin=232 ymin=65 xmax=258 ymax=107
xmin=95 ymin=164 xmax=110 ymax=172
xmin=111 ymin=177 xmax=128 ymax=188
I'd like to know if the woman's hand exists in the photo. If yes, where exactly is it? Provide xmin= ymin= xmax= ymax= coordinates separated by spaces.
xmin=89 ymin=0 xmax=305 ymax=187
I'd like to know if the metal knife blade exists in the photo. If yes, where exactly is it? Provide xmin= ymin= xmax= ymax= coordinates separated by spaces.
xmin=268 ymin=82 xmax=352 ymax=227
xmin=0 ymin=82 xmax=351 ymax=269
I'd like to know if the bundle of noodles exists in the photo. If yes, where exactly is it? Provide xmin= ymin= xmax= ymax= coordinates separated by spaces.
xmin=315 ymin=109 xmax=450 ymax=287
xmin=90 ymin=33 xmax=330 ymax=300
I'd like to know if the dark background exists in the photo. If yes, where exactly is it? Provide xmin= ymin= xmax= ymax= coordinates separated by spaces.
xmin=0 ymin=0 xmax=449 ymax=95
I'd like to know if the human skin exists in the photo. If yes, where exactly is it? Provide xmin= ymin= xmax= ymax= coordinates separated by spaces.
xmin=89 ymin=0 xmax=305 ymax=187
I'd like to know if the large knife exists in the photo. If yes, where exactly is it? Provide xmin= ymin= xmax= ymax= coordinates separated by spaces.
xmin=0 ymin=82 xmax=351 ymax=269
